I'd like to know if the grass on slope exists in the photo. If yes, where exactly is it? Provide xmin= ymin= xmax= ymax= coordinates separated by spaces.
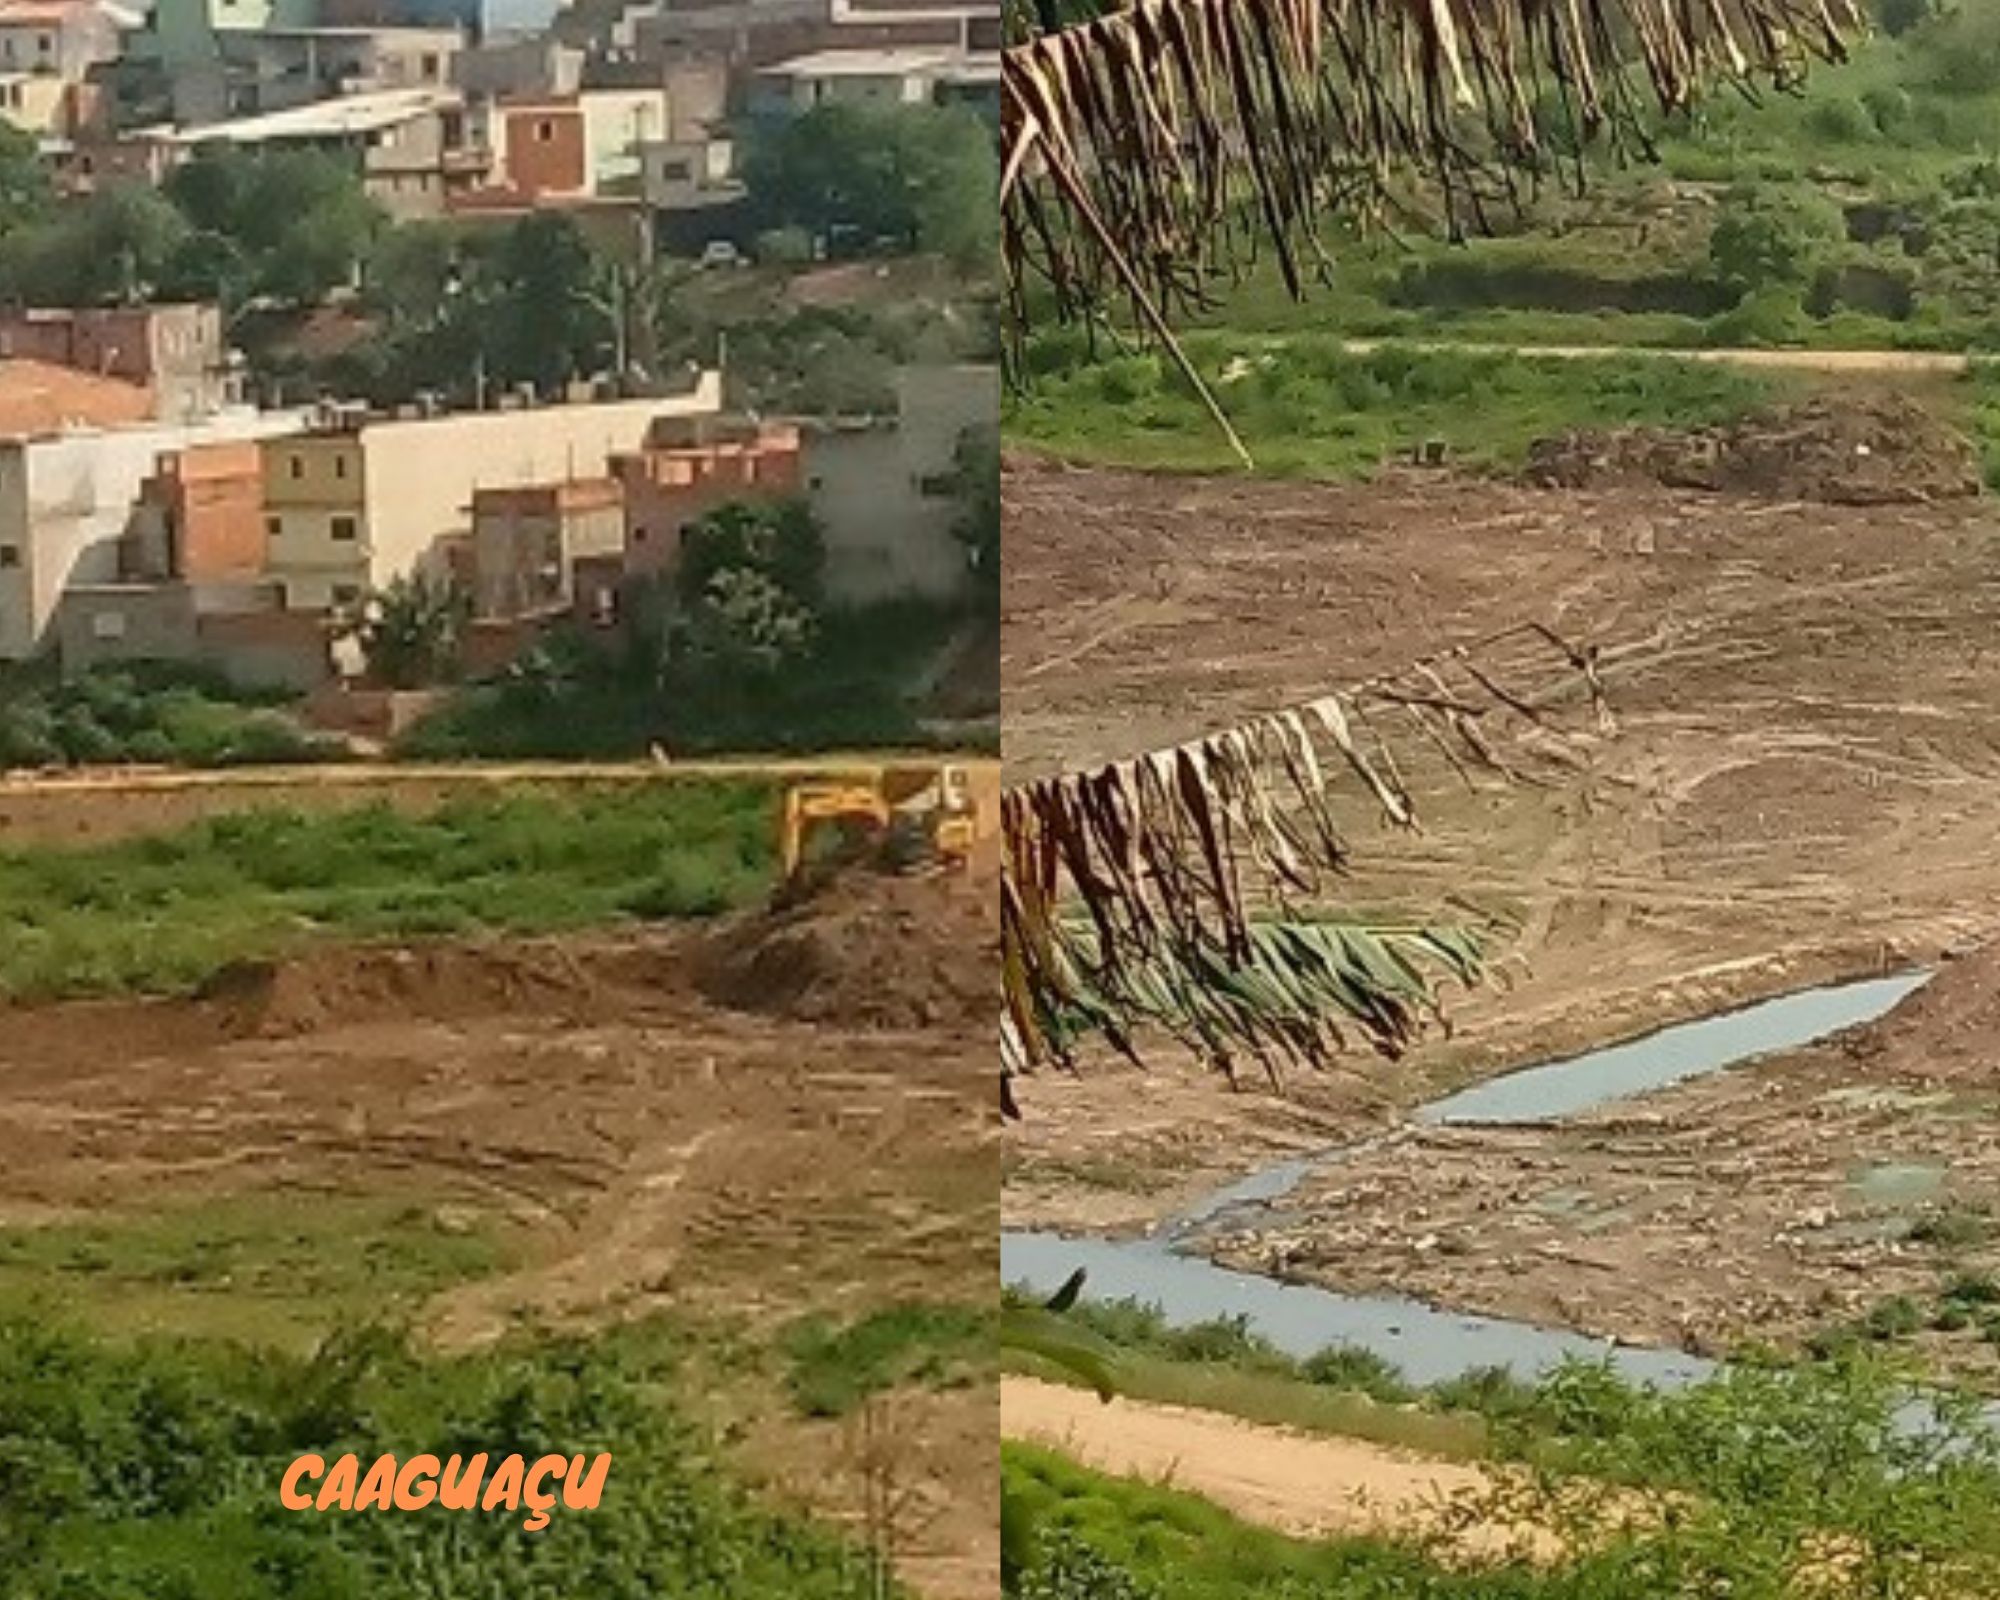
xmin=1006 ymin=336 xmax=1782 ymax=477
xmin=0 ymin=779 xmax=774 ymax=1000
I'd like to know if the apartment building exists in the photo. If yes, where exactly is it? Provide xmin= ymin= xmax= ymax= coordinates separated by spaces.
xmin=260 ymin=371 xmax=724 ymax=610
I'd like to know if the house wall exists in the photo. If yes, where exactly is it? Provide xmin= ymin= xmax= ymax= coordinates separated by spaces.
xmin=453 ymin=36 xmax=581 ymax=98
xmin=0 ymin=305 xmax=230 ymax=423
xmin=350 ymin=374 xmax=725 ymax=598
xmin=54 ymin=584 xmax=200 ymax=673
xmin=577 ymin=88 xmax=666 ymax=190
xmin=470 ymin=484 xmax=623 ymax=617
xmin=801 ymin=363 xmax=993 ymax=605
xmin=495 ymin=101 xmax=587 ymax=195
xmin=158 ymin=440 xmax=269 ymax=581
xmin=0 ymin=409 xmax=305 ymax=662
xmin=616 ymin=430 xmax=801 ymax=581
xmin=0 ymin=74 xmax=69 ymax=135
xmin=262 ymin=432 xmax=367 ymax=610
xmin=197 ymin=605 xmax=335 ymax=691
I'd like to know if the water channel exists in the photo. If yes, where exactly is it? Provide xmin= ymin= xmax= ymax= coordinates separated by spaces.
xmin=1001 ymin=971 xmax=1930 ymax=1388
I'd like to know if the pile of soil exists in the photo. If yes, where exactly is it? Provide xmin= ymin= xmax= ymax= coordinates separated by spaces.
xmin=195 ymin=936 xmax=689 ymax=1039
xmin=1837 ymin=940 xmax=2000 ymax=1081
xmin=693 ymin=865 xmax=993 ymax=1031
xmin=1524 ymin=394 xmax=1984 ymax=505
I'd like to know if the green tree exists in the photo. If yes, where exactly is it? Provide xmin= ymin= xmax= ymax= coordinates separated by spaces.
xmin=676 ymin=499 xmax=827 ymax=612
xmin=1708 ymin=183 xmax=1846 ymax=299
xmin=486 ymin=211 xmax=611 ymax=392
xmin=13 ymin=184 xmax=190 ymax=305
xmin=747 ymin=103 xmax=999 ymax=266
xmin=358 ymin=574 xmax=470 ymax=689
xmin=0 ymin=122 xmax=51 ymax=230
xmin=949 ymin=424 xmax=999 ymax=598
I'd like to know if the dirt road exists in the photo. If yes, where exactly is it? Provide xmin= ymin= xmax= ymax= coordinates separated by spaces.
xmin=1335 ymin=337 xmax=1972 ymax=375
xmin=1004 ymin=1377 xmax=1553 ymax=1556
xmin=1003 ymin=456 xmax=2000 ymax=1239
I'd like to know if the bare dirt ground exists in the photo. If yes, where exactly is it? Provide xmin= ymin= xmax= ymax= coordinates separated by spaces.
xmin=1003 ymin=1376 xmax=1572 ymax=1560
xmin=0 ymin=867 xmax=998 ymax=1599
xmin=1211 ymin=941 xmax=2000 ymax=1385
xmin=1003 ymin=453 xmax=2000 ymax=1244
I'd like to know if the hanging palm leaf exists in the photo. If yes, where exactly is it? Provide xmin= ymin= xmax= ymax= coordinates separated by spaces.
xmin=1002 ymin=622 xmax=1606 ymax=1107
xmin=1002 ymin=0 xmax=1863 ymax=448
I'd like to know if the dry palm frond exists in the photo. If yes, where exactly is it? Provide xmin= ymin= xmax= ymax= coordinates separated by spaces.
xmin=1003 ymin=0 xmax=1864 ymax=417
xmin=1001 ymin=621 xmax=1607 ymax=1106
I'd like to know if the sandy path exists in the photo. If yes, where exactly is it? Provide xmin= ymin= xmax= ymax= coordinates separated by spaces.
xmin=1334 ymin=338 xmax=1971 ymax=374
xmin=1002 ymin=1377 xmax=1547 ymax=1557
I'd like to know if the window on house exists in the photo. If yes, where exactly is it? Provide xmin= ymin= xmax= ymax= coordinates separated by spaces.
xmin=334 ymin=455 xmax=348 ymax=479
xmin=331 ymin=584 xmax=360 ymax=606
xmin=630 ymin=525 xmax=647 ymax=544
xmin=288 ymin=455 xmax=304 ymax=480
xmin=91 ymin=611 xmax=126 ymax=641
xmin=330 ymin=515 xmax=358 ymax=542
xmin=535 ymin=119 xmax=555 ymax=142
xmin=265 ymin=515 xmax=283 ymax=539
xmin=0 ymin=544 xmax=18 ymax=569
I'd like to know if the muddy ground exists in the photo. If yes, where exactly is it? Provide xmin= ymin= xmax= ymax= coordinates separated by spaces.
xmin=0 ymin=868 xmax=998 ymax=1599
xmin=1002 ymin=455 xmax=2000 ymax=1266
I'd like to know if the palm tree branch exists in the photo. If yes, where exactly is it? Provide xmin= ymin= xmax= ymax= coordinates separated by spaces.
xmin=1002 ymin=0 xmax=1864 ymax=347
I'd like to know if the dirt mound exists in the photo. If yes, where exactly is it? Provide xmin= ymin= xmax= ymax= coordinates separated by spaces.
xmin=196 ymin=936 xmax=689 ymax=1039
xmin=1524 ymin=394 xmax=1983 ymax=505
xmin=1838 ymin=942 xmax=2000 ymax=1081
xmin=694 ymin=867 xmax=993 ymax=1030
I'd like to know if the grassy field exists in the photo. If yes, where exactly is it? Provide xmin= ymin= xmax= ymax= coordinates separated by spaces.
xmin=1007 ymin=336 xmax=1783 ymax=477
xmin=0 ymin=779 xmax=774 ymax=1000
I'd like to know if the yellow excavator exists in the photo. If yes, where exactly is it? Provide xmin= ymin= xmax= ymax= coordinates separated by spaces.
xmin=779 ymin=763 xmax=977 ymax=889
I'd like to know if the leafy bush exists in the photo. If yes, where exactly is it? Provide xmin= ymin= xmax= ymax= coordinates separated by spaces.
xmin=1 ymin=1312 xmax=885 ymax=1598
xmin=0 ymin=665 xmax=337 ymax=773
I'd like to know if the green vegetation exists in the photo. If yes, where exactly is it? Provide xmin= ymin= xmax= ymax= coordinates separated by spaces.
xmin=781 ymin=1303 xmax=993 ymax=1419
xmin=405 ymin=498 xmax=980 ymax=758
xmin=0 ymin=780 xmax=772 ymax=999
xmin=1 ymin=1311 xmax=894 ymax=1599
xmin=0 ymin=663 xmax=341 ymax=773
xmin=1005 ymin=1356 xmax=2000 ymax=1597
xmin=1008 ymin=336 xmax=1780 ymax=477
xmin=0 ymin=142 xmax=379 ymax=312
xmin=745 ymin=103 xmax=999 ymax=273
xmin=0 ymin=1193 xmax=514 ymax=1352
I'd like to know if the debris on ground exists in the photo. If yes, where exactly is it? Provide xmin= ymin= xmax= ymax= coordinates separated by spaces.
xmin=1523 ymin=394 xmax=1984 ymax=504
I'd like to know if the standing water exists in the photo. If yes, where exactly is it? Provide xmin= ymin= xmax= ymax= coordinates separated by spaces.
xmin=1003 ymin=970 xmax=1930 ymax=1385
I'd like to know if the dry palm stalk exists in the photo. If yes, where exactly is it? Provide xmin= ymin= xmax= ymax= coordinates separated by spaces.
xmin=1002 ymin=0 xmax=1864 ymax=431
xmin=1001 ymin=621 xmax=1609 ymax=1105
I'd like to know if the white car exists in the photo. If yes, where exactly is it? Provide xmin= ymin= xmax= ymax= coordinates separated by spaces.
xmin=698 ymin=240 xmax=748 ymax=269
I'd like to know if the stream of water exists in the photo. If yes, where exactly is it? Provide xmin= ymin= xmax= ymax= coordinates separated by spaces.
xmin=1002 ymin=970 xmax=1930 ymax=1387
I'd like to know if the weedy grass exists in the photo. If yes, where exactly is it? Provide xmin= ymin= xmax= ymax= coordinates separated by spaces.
xmin=0 ymin=780 xmax=776 ymax=1000
xmin=1 ymin=1310 xmax=894 ymax=1598
xmin=1007 ymin=336 xmax=1781 ymax=478
xmin=783 ymin=1302 xmax=995 ymax=1418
